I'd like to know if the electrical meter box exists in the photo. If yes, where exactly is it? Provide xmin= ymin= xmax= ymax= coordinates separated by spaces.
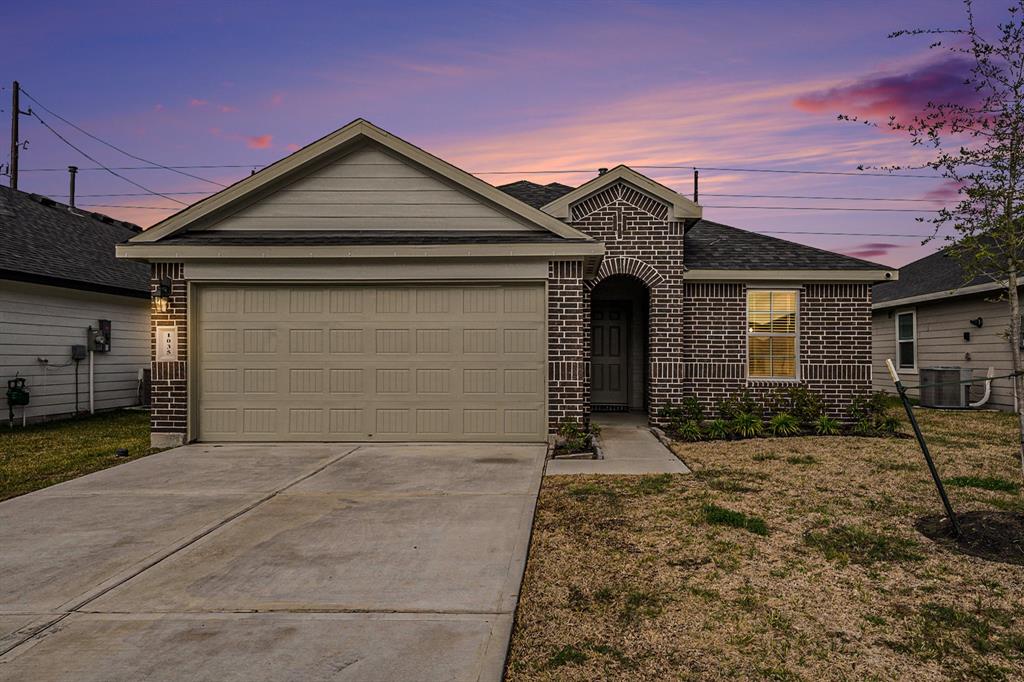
xmin=88 ymin=320 xmax=112 ymax=353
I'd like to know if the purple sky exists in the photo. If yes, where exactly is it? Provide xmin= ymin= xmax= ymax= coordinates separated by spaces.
xmin=3 ymin=0 xmax=1009 ymax=266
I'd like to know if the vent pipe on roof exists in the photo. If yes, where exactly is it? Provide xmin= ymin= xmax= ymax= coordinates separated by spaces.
xmin=68 ymin=166 xmax=78 ymax=208
xmin=598 ymin=167 xmax=608 ymax=176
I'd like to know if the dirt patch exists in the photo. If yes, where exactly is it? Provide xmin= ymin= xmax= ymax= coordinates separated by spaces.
xmin=917 ymin=511 xmax=1024 ymax=565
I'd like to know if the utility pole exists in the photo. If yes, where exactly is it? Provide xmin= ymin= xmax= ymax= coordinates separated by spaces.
xmin=693 ymin=169 xmax=699 ymax=203
xmin=9 ymin=81 xmax=31 ymax=191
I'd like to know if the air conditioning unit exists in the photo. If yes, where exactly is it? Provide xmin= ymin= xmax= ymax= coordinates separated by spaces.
xmin=919 ymin=367 xmax=973 ymax=408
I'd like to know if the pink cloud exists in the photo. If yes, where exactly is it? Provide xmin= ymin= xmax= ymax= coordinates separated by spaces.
xmin=246 ymin=134 xmax=273 ymax=149
xmin=844 ymin=242 xmax=903 ymax=259
xmin=922 ymin=179 xmax=961 ymax=202
xmin=793 ymin=55 xmax=978 ymax=122
xmin=270 ymin=93 xmax=284 ymax=107
xmin=189 ymin=98 xmax=208 ymax=107
xmin=284 ymin=143 xmax=301 ymax=152
xmin=218 ymin=104 xmax=238 ymax=113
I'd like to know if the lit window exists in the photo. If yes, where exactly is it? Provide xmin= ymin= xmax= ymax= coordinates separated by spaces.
xmin=747 ymin=290 xmax=798 ymax=379
xmin=896 ymin=311 xmax=916 ymax=370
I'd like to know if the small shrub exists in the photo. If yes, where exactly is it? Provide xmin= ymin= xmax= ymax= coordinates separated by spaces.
xmin=771 ymin=386 xmax=824 ymax=426
xmin=556 ymin=419 xmax=596 ymax=455
xmin=768 ymin=411 xmax=801 ymax=437
xmin=730 ymin=411 xmax=764 ymax=439
xmin=849 ymin=392 xmax=901 ymax=436
xmin=945 ymin=476 xmax=1020 ymax=493
xmin=814 ymin=414 xmax=841 ymax=436
xmin=804 ymin=525 xmax=923 ymax=565
xmin=705 ymin=418 xmax=731 ymax=440
xmin=717 ymin=391 xmax=763 ymax=421
xmin=703 ymin=503 xmax=769 ymax=535
xmin=675 ymin=419 xmax=703 ymax=442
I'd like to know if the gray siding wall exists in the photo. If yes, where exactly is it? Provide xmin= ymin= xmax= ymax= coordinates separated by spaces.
xmin=208 ymin=145 xmax=543 ymax=232
xmin=872 ymin=291 xmax=1018 ymax=410
xmin=0 ymin=280 xmax=149 ymax=422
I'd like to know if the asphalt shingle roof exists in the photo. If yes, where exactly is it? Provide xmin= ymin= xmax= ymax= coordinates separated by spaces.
xmin=873 ymin=245 xmax=996 ymax=304
xmin=0 ymin=188 xmax=149 ymax=297
xmin=495 ymin=180 xmax=574 ymax=209
xmin=683 ymin=220 xmax=890 ymax=271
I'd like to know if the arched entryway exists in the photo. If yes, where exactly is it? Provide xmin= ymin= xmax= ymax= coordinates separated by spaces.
xmin=589 ymin=274 xmax=650 ymax=413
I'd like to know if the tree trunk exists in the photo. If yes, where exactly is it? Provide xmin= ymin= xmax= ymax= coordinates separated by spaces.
xmin=1009 ymin=271 xmax=1024 ymax=478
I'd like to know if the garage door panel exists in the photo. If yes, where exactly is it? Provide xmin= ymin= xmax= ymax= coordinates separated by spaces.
xmin=196 ymin=284 xmax=546 ymax=442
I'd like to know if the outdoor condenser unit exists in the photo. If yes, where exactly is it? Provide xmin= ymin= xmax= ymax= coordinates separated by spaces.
xmin=919 ymin=367 xmax=973 ymax=408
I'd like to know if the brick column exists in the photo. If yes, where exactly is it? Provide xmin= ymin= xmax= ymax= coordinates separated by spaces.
xmin=150 ymin=262 xmax=188 ymax=448
xmin=547 ymin=260 xmax=588 ymax=433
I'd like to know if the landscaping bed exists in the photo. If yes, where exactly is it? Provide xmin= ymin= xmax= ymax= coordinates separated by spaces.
xmin=0 ymin=409 xmax=156 ymax=501
xmin=507 ymin=407 xmax=1024 ymax=680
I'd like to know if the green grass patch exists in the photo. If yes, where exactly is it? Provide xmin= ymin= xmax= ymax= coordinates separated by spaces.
xmin=944 ymin=476 xmax=1019 ymax=494
xmin=785 ymin=454 xmax=818 ymax=465
xmin=804 ymin=524 xmax=923 ymax=565
xmin=752 ymin=453 xmax=779 ymax=462
xmin=620 ymin=589 xmax=664 ymax=622
xmin=703 ymin=503 xmax=769 ymax=536
xmin=0 ymin=410 xmax=155 ymax=501
xmin=634 ymin=473 xmax=673 ymax=495
xmin=544 ymin=644 xmax=588 ymax=669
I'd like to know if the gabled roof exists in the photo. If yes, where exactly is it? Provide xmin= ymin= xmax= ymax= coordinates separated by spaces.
xmin=540 ymin=165 xmax=702 ymax=220
xmin=0 ymin=188 xmax=149 ymax=297
xmin=130 ymin=119 xmax=593 ymax=244
xmin=683 ymin=220 xmax=896 ymax=280
xmin=496 ymin=181 xmax=574 ymax=209
xmin=873 ymin=241 xmax=1009 ymax=308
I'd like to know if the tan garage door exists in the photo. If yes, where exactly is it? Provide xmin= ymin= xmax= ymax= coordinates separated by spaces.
xmin=195 ymin=283 xmax=547 ymax=442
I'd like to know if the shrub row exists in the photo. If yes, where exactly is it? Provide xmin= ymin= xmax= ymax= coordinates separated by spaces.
xmin=661 ymin=387 xmax=901 ymax=442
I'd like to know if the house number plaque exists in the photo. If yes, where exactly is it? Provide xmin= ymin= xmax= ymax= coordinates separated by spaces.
xmin=156 ymin=327 xmax=178 ymax=362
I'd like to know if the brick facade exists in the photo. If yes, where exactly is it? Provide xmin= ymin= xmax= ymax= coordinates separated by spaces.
xmin=150 ymin=262 xmax=188 ymax=447
xmin=569 ymin=182 xmax=686 ymax=424
xmin=547 ymin=260 xmax=589 ymax=431
xmin=682 ymin=281 xmax=873 ymax=419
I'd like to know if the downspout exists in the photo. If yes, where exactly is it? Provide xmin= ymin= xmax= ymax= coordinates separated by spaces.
xmin=89 ymin=349 xmax=95 ymax=414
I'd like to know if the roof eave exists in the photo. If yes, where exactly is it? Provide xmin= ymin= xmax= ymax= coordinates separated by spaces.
xmin=684 ymin=268 xmax=898 ymax=282
xmin=872 ymin=279 xmax=1008 ymax=310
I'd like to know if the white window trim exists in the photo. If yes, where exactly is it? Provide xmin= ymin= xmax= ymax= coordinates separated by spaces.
xmin=745 ymin=287 xmax=801 ymax=382
xmin=895 ymin=309 xmax=917 ymax=372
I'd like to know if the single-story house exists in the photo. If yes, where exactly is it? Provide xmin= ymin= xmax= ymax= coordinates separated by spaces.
xmin=1 ymin=187 xmax=150 ymax=423
xmin=872 ymin=246 xmax=1019 ymax=411
xmin=116 ymin=119 xmax=895 ymax=447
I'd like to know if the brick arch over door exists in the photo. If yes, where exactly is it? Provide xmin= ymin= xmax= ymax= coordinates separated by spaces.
xmin=585 ymin=256 xmax=665 ymax=291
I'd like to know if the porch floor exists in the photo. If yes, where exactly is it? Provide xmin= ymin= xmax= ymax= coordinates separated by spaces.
xmin=545 ymin=412 xmax=691 ymax=476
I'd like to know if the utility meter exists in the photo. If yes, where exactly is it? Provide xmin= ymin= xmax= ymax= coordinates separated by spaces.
xmin=88 ymin=319 xmax=112 ymax=353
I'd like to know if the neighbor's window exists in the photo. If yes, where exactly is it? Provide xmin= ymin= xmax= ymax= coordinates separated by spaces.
xmin=896 ymin=310 xmax=916 ymax=370
xmin=747 ymin=289 xmax=798 ymax=379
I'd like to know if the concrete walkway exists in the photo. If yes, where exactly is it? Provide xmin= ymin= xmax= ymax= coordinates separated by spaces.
xmin=546 ymin=412 xmax=690 ymax=475
xmin=0 ymin=442 xmax=546 ymax=681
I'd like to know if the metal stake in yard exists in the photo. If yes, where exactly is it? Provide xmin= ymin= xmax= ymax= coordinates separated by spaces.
xmin=886 ymin=359 xmax=962 ymax=538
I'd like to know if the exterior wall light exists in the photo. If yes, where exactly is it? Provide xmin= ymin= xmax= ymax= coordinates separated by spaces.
xmin=153 ymin=278 xmax=172 ymax=313
xmin=969 ymin=317 xmax=984 ymax=328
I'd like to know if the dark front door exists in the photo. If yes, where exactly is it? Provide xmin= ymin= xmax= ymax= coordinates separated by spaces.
xmin=591 ymin=304 xmax=629 ymax=407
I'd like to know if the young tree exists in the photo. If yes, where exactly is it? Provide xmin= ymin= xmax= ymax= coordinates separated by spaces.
xmin=849 ymin=0 xmax=1024 ymax=474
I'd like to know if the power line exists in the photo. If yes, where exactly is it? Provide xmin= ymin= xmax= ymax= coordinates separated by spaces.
xmin=19 ymin=163 xmax=943 ymax=180
xmin=80 ymin=203 xmax=182 ymax=210
xmin=29 ymin=111 xmax=188 ymax=206
xmin=702 ymin=204 xmax=936 ymax=213
xmin=760 ymin=230 xmax=931 ymax=239
xmin=52 ymin=191 xmax=210 ymax=198
xmin=702 ymin=192 xmax=944 ymax=203
xmin=18 ymin=87 xmax=228 ymax=188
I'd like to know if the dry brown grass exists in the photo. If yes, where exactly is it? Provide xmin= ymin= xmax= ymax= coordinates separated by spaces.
xmin=507 ymin=407 xmax=1024 ymax=681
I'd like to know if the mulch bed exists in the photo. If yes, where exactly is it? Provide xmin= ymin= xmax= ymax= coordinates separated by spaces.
xmin=916 ymin=510 xmax=1024 ymax=565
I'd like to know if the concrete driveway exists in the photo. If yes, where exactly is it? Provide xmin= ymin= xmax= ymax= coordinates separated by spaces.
xmin=0 ymin=442 xmax=546 ymax=681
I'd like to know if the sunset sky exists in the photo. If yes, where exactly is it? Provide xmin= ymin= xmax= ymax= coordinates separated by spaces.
xmin=3 ymin=0 xmax=1010 ymax=267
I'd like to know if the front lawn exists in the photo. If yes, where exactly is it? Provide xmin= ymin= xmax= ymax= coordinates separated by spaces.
xmin=0 ymin=409 xmax=156 ymax=502
xmin=508 ymin=408 xmax=1024 ymax=680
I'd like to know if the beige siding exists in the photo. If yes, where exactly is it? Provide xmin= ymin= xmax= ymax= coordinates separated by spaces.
xmin=208 ymin=145 xmax=544 ymax=232
xmin=0 ymin=280 xmax=149 ymax=421
xmin=872 ymin=292 xmax=1017 ymax=410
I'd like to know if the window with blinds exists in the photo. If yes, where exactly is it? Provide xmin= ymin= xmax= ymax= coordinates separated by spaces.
xmin=747 ymin=289 xmax=798 ymax=379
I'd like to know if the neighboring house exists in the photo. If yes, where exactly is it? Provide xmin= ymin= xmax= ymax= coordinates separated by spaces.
xmin=116 ymin=119 xmax=895 ymax=447
xmin=1 ymin=188 xmax=150 ymax=423
xmin=872 ymin=247 xmax=1019 ymax=411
